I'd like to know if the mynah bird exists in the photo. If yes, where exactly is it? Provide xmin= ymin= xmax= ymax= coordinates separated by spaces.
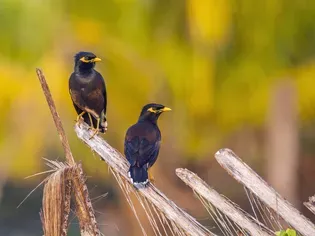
xmin=124 ymin=103 xmax=171 ymax=188
xmin=69 ymin=51 xmax=107 ymax=139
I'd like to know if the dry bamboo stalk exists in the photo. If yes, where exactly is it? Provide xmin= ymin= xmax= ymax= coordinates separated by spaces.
xmin=75 ymin=122 xmax=214 ymax=236
xmin=72 ymin=164 xmax=101 ymax=236
xmin=36 ymin=68 xmax=75 ymax=165
xmin=41 ymin=165 xmax=73 ymax=236
xmin=176 ymin=168 xmax=272 ymax=236
xmin=36 ymin=68 xmax=100 ymax=236
xmin=215 ymin=148 xmax=315 ymax=236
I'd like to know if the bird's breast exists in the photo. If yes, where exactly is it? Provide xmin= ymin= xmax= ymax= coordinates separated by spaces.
xmin=75 ymin=71 xmax=97 ymax=84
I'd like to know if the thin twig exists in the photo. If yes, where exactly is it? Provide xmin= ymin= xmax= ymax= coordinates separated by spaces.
xmin=36 ymin=68 xmax=75 ymax=165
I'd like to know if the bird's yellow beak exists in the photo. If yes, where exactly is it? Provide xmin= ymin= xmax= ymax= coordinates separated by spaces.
xmin=92 ymin=57 xmax=102 ymax=62
xmin=161 ymin=107 xmax=171 ymax=112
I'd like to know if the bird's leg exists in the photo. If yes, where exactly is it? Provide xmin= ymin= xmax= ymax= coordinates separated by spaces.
xmin=89 ymin=117 xmax=100 ymax=140
xmin=87 ymin=113 xmax=94 ymax=130
xmin=76 ymin=111 xmax=85 ymax=122
xmin=148 ymin=168 xmax=155 ymax=183
xmin=76 ymin=111 xmax=85 ymax=127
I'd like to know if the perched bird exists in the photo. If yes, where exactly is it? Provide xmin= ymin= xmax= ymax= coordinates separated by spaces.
xmin=69 ymin=51 xmax=107 ymax=138
xmin=124 ymin=103 xmax=171 ymax=188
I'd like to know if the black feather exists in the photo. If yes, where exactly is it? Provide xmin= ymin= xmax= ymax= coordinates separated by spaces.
xmin=124 ymin=103 xmax=170 ymax=187
xmin=69 ymin=51 xmax=107 ymax=132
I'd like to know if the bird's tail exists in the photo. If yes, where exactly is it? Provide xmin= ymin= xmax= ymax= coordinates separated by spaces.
xmin=128 ymin=166 xmax=149 ymax=187
xmin=100 ymin=110 xmax=107 ymax=133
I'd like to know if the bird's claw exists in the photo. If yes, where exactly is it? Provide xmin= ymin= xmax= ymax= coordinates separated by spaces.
xmin=76 ymin=112 xmax=85 ymax=128
xmin=76 ymin=118 xmax=84 ymax=128
xmin=89 ymin=128 xmax=100 ymax=139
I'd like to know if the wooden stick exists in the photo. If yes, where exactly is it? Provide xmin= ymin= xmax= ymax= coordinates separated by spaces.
xmin=75 ymin=123 xmax=214 ymax=236
xmin=176 ymin=168 xmax=272 ymax=236
xmin=215 ymin=148 xmax=315 ymax=236
xmin=36 ymin=68 xmax=75 ymax=165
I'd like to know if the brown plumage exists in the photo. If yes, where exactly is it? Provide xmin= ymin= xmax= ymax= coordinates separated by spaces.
xmin=69 ymin=51 xmax=107 ymax=138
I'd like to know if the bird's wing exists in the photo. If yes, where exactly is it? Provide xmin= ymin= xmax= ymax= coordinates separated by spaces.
xmin=124 ymin=136 xmax=140 ymax=166
xmin=124 ymin=124 xmax=161 ymax=168
xmin=139 ymin=139 xmax=160 ymax=167
xmin=99 ymin=72 xmax=107 ymax=126
xmin=83 ymin=72 xmax=106 ymax=118
xmin=69 ymin=73 xmax=87 ymax=111
xmin=99 ymin=72 xmax=107 ymax=115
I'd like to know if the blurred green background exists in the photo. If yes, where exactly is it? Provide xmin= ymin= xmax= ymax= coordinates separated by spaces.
xmin=1 ymin=0 xmax=315 ymax=235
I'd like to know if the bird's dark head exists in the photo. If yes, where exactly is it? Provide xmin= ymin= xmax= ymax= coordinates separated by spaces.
xmin=138 ymin=103 xmax=171 ymax=123
xmin=74 ymin=51 xmax=101 ymax=72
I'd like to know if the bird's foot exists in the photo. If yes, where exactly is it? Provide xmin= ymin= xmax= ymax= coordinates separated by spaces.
xmin=76 ymin=112 xmax=85 ymax=128
xmin=88 ymin=127 xmax=100 ymax=139
xmin=76 ymin=117 xmax=84 ymax=128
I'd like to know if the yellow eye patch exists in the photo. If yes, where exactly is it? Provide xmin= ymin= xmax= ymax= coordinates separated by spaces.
xmin=147 ymin=107 xmax=171 ymax=113
xmin=79 ymin=57 xmax=102 ymax=63
xmin=147 ymin=107 xmax=157 ymax=113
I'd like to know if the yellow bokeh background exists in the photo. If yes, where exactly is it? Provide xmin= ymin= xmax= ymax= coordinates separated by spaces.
xmin=1 ymin=0 xmax=315 ymax=234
